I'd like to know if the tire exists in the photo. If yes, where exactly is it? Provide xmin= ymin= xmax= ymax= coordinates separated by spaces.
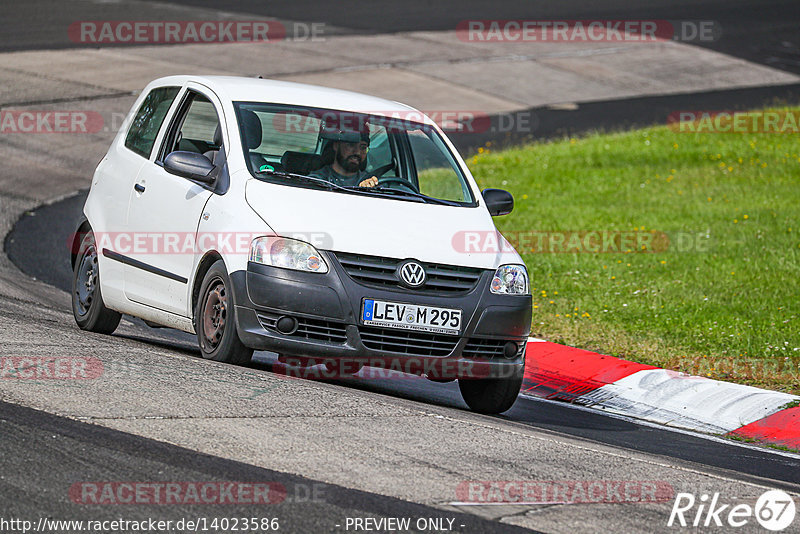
xmin=72 ymin=231 xmax=122 ymax=334
xmin=194 ymin=260 xmax=253 ymax=365
xmin=458 ymin=368 xmax=524 ymax=415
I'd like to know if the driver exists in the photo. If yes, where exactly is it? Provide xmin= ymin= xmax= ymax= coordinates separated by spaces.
xmin=309 ymin=115 xmax=379 ymax=188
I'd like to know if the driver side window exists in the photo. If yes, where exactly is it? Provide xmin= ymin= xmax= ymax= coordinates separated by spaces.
xmin=159 ymin=91 xmax=221 ymax=162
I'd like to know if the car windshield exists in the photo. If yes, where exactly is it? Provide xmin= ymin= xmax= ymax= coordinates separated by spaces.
xmin=233 ymin=102 xmax=476 ymax=206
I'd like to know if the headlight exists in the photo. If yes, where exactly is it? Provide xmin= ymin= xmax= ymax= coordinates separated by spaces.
xmin=490 ymin=264 xmax=529 ymax=295
xmin=249 ymin=237 xmax=328 ymax=273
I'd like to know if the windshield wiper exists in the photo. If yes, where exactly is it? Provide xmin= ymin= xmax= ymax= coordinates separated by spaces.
xmin=254 ymin=168 xmax=345 ymax=192
xmin=357 ymin=185 xmax=461 ymax=206
xmin=255 ymin=169 xmax=460 ymax=206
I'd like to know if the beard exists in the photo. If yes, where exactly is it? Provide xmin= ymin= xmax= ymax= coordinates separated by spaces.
xmin=336 ymin=150 xmax=362 ymax=173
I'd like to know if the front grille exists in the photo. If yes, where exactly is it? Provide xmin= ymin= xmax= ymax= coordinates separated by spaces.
xmin=463 ymin=338 xmax=506 ymax=359
xmin=358 ymin=326 xmax=459 ymax=356
xmin=463 ymin=338 xmax=524 ymax=359
xmin=332 ymin=252 xmax=483 ymax=293
xmin=257 ymin=312 xmax=347 ymax=344
xmin=296 ymin=317 xmax=348 ymax=343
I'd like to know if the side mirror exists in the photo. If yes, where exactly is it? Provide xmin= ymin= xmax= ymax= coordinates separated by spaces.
xmin=164 ymin=151 xmax=216 ymax=184
xmin=482 ymin=188 xmax=514 ymax=216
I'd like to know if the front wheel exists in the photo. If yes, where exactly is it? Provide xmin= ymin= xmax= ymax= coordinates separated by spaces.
xmin=72 ymin=231 xmax=121 ymax=334
xmin=458 ymin=371 xmax=523 ymax=415
xmin=194 ymin=260 xmax=253 ymax=365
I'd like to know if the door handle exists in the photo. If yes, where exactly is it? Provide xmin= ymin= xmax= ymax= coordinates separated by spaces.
xmin=134 ymin=183 xmax=145 ymax=193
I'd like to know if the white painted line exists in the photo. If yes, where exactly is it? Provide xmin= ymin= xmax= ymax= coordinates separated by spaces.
xmin=527 ymin=337 xmax=546 ymax=343
xmin=447 ymin=501 xmax=586 ymax=506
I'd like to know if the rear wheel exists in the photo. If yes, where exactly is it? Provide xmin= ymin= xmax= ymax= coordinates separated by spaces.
xmin=194 ymin=260 xmax=253 ymax=365
xmin=458 ymin=370 xmax=523 ymax=415
xmin=72 ymin=231 xmax=121 ymax=334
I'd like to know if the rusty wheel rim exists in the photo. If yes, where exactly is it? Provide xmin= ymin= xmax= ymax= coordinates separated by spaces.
xmin=201 ymin=278 xmax=227 ymax=351
xmin=75 ymin=243 xmax=98 ymax=317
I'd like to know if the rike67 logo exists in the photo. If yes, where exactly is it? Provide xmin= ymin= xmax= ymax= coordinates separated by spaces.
xmin=668 ymin=489 xmax=796 ymax=531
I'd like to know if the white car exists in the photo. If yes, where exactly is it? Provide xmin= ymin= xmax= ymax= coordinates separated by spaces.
xmin=71 ymin=75 xmax=531 ymax=414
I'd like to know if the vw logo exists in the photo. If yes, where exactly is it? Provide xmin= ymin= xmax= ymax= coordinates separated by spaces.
xmin=398 ymin=260 xmax=426 ymax=288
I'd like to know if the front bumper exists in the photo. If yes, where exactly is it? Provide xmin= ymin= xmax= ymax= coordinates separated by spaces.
xmin=231 ymin=251 xmax=531 ymax=379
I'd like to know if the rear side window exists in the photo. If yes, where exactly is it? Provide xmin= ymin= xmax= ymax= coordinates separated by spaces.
xmin=124 ymin=86 xmax=180 ymax=158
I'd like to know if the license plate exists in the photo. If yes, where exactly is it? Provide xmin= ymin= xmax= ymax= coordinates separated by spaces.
xmin=362 ymin=299 xmax=462 ymax=335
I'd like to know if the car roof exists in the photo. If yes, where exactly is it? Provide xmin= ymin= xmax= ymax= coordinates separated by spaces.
xmin=149 ymin=75 xmax=434 ymax=124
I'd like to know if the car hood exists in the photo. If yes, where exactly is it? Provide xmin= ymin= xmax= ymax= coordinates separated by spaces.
xmin=245 ymin=179 xmax=523 ymax=269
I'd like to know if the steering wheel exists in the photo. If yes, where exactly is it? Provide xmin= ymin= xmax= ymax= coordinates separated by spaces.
xmin=377 ymin=177 xmax=420 ymax=193
xmin=367 ymin=157 xmax=420 ymax=193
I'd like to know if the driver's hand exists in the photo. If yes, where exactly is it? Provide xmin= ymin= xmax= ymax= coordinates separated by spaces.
xmin=358 ymin=176 xmax=379 ymax=188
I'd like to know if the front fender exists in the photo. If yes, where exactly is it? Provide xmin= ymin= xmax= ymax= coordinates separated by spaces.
xmin=69 ymin=213 xmax=90 ymax=268
xmin=186 ymin=171 xmax=275 ymax=312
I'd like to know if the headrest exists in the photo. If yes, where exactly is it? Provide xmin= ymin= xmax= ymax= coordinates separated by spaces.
xmin=240 ymin=109 xmax=262 ymax=149
xmin=281 ymin=151 xmax=323 ymax=175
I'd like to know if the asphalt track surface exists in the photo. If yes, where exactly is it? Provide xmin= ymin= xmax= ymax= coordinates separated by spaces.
xmin=0 ymin=401 xmax=537 ymax=533
xmin=6 ymin=192 xmax=800 ymax=490
xmin=453 ymin=82 xmax=800 ymax=154
xmin=4 ymin=0 xmax=800 ymax=78
xmin=171 ymin=0 xmax=800 ymax=75
xmin=3 ymin=1 xmax=800 ymax=531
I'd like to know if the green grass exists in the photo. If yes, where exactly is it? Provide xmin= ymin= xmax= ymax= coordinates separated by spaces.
xmin=418 ymin=167 xmax=469 ymax=202
xmin=726 ymin=434 xmax=799 ymax=453
xmin=781 ymin=400 xmax=800 ymax=410
xmin=467 ymin=106 xmax=800 ymax=393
